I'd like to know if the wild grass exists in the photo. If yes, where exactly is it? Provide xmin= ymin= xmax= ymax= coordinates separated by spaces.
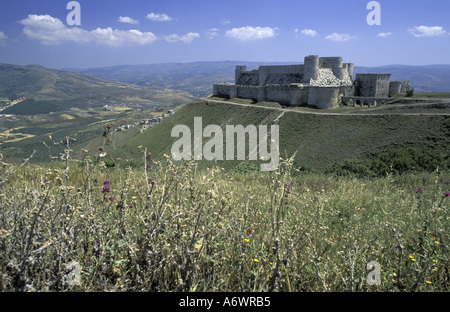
xmin=0 ymin=146 xmax=449 ymax=292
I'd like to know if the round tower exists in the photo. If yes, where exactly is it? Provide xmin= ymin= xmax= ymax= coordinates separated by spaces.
xmin=303 ymin=55 xmax=319 ymax=83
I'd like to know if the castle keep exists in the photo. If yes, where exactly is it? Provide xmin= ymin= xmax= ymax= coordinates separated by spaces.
xmin=213 ymin=55 xmax=411 ymax=109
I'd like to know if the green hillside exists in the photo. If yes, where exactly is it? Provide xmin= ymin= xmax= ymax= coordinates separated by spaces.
xmin=0 ymin=63 xmax=195 ymax=113
xmin=81 ymin=99 xmax=450 ymax=176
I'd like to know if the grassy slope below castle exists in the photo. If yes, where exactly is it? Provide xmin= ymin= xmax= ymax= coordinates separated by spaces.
xmin=81 ymin=99 xmax=450 ymax=176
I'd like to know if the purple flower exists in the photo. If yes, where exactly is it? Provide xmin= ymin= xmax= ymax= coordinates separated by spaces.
xmin=285 ymin=184 xmax=292 ymax=193
xmin=445 ymin=192 xmax=450 ymax=197
xmin=109 ymin=196 xmax=114 ymax=201
xmin=98 ymin=146 xmax=105 ymax=152
xmin=416 ymin=187 xmax=423 ymax=193
xmin=148 ymin=178 xmax=155 ymax=185
xmin=101 ymin=186 xmax=111 ymax=194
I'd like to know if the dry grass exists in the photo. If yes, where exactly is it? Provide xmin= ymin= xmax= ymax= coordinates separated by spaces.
xmin=0 ymin=144 xmax=449 ymax=292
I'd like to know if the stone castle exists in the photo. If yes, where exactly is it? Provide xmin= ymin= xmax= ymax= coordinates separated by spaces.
xmin=213 ymin=55 xmax=411 ymax=109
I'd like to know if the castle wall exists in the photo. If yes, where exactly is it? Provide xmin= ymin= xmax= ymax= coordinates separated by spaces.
xmin=288 ymin=84 xmax=308 ymax=106
xmin=262 ymin=85 xmax=293 ymax=105
xmin=376 ymin=74 xmax=391 ymax=98
xmin=389 ymin=81 xmax=402 ymax=97
xmin=258 ymin=65 xmax=304 ymax=85
xmin=355 ymin=74 xmax=391 ymax=98
xmin=213 ymin=83 xmax=233 ymax=99
xmin=400 ymin=81 xmax=411 ymax=93
xmin=236 ymin=69 xmax=259 ymax=86
xmin=308 ymin=86 xmax=340 ymax=109
xmin=236 ymin=85 xmax=260 ymax=100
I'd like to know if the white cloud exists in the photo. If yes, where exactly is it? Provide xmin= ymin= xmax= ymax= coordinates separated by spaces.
xmin=296 ymin=28 xmax=317 ymax=38
xmin=146 ymin=13 xmax=173 ymax=22
xmin=90 ymin=28 xmax=159 ymax=46
xmin=0 ymin=31 xmax=8 ymax=45
xmin=220 ymin=19 xmax=231 ymax=25
xmin=20 ymin=14 xmax=159 ymax=46
xmin=409 ymin=25 xmax=446 ymax=37
xmin=225 ymin=26 xmax=278 ymax=41
xmin=207 ymin=28 xmax=219 ymax=39
xmin=118 ymin=16 xmax=139 ymax=24
xmin=378 ymin=32 xmax=392 ymax=38
xmin=325 ymin=33 xmax=355 ymax=42
xmin=163 ymin=32 xmax=200 ymax=43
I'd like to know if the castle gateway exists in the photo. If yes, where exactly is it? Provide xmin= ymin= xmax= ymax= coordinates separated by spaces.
xmin=213 ymin=55 xmax=411 ymax=109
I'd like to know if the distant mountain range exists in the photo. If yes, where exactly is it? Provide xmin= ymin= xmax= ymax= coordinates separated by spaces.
xmin=0 ymin=63 xmax=195 ymax=112
xmin=72 ymin=61 xmax=450 ymax=97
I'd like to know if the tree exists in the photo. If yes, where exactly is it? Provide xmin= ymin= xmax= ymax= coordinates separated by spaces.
xmin=406 ymin=88 xmax=414 ymax=97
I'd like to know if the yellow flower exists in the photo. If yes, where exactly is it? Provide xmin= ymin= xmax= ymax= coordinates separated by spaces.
xmin=426 ymin=281 xmax=432 ymax=284
xmin=244 ymin=239 xmax=250 ymax=243
xmin=435 ymin=241 xmax=440 ymax=245
xmin=254 ymin=259 xmax=259 ymax=263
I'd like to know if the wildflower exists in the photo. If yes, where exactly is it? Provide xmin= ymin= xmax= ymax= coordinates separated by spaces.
xmin=109 ymin=196 xmax=114 ymax=201
xmin=148 ymin=178 xmax=155 ymax=185
xmin=244 ymin=239 xmax=250 ymax=243
xmin=416 ymin=187 xmax=423 ymax=193
xmin=444 ymin=192 xmax=450 ymax=197
xmin=426 ymin=281 xmax=432 ymax=284
xmin=433 ymin=234 xmax=438 ymax=238
xmin=254 ymin=259 xmax=259 ymax=263
xmin=102 ymin=186 xmax=111 ymax=194
xmin=435 ymin=241 xmax=440 ymax=245
xmin=246 ymin=229 xmax=251 ymax=235
xmin=285 ymin=184 xmax=291 ymax=193
xmin=98 ymin=146 xmax=105 ymax=152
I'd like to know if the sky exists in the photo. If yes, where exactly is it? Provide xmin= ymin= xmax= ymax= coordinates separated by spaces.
xmin=0 ymin=0 xmax=450 ymax=69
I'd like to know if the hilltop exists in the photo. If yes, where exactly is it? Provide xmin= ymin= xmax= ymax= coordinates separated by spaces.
xmin=0 ymin=63 xmax=195 ymax=114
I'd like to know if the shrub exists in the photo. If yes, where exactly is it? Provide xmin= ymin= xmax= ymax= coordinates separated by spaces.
xmin=406 ymin=88 xmax=415 ymax=97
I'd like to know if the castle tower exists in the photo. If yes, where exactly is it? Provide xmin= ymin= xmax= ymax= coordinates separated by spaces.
xmin=235 ymin=66 xmax=246 ymax=84
xmin=331 ymin=57 xmax=344 ymax=80
xmin=303 ymin=55 xmax=319 ymax=83
xmin=346 ymin=63 xmax=354 ymax=81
